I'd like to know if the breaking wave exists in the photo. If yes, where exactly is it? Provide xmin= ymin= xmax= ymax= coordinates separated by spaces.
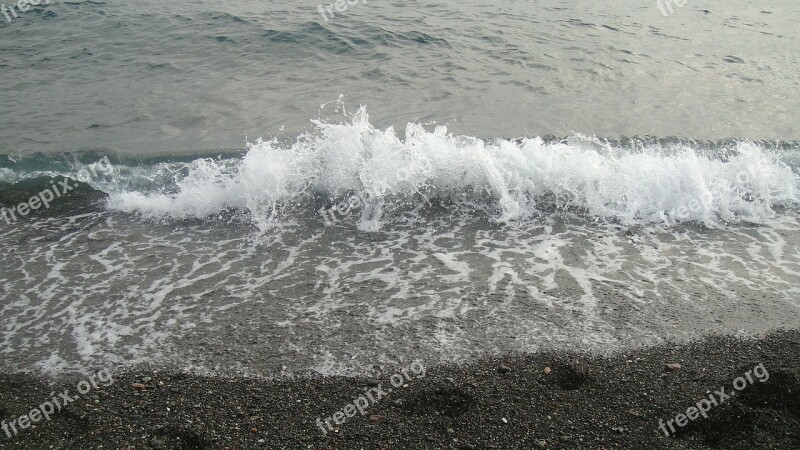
xmin=2 ymin=107 xmax=798 ymax=230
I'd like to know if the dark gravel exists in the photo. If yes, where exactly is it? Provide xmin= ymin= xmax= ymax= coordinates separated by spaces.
xmin=1 ymin=330 xmax=799 ymax=449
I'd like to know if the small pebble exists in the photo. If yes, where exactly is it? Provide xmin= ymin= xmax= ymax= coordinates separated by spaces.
xmin=627 ymin=409 xmax=643 ymax=417
xmin=665 ymin=363 xmax=682 ymax=372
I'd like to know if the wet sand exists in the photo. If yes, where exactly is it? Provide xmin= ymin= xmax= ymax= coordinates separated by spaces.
xmin=1 ymin=330 xmax=798 ymax=449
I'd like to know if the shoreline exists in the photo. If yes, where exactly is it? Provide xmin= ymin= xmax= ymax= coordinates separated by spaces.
xmin=1 ymin=330 xmax=798 ymax=449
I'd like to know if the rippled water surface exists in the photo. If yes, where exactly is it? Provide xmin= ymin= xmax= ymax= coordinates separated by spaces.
xmin=0 ymin=0 xmax=798 ymax=155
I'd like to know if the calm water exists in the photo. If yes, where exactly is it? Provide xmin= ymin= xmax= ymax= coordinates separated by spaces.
xmin=0 ymin=0 xmax=799 ymax=377
xmin=0 ymin=0 xmax=798 ymax=155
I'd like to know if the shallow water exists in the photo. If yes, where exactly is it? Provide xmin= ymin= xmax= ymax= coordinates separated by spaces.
xmin=1 ymin=207 xmax=799 ymax=376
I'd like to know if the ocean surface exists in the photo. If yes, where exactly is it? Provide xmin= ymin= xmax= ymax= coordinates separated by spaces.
xmin=0 ymin=0 xmax=799 ymax=377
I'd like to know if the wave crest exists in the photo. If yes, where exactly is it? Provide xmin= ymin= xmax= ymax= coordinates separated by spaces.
xmin=16 ymin=107 xmax=798 ymax=229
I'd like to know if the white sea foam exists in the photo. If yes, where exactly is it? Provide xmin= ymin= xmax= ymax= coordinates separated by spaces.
xmin=2 ymin=205 xmax=799 ymax=378
xmin=100 ymin=107 xmax=798 ymax=229
xmin=2 ymin=111 xmax=800 ymax=379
